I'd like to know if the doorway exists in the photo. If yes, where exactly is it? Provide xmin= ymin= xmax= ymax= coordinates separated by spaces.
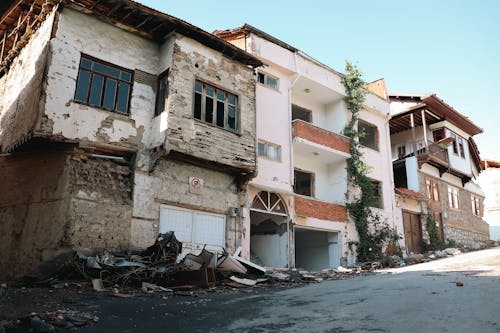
xmin=250 ymin=191 xmax=289 ymax=268
xmin=402 ymin=211 xmax=423 ymax=253
xmin=295 ymin=228 xmax=340 ymax=271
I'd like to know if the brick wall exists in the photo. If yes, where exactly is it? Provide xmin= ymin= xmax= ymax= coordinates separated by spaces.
xmin=295 ymin=196 xmax=347 ymax=222
xmin=292 ymin=120 xmax=350 ymax=155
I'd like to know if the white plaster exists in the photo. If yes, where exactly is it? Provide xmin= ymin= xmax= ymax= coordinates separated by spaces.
xmin=405 ymin=156 xmax=419 ymax=192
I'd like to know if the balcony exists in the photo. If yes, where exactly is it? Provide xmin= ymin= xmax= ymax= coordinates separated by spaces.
xmin=294 ymin=196 xmax=347 ymax=222
xmin=292 ymin=120 xmax=350 ymax=163
xmin=414 ymin=140 xmax=449 ymax=169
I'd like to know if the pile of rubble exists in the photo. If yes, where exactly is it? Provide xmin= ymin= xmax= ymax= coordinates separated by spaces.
xmin=385 ymin=247 xmax=464 ymax=267
xmin=2 ymin=309 xmax=99 ymax=332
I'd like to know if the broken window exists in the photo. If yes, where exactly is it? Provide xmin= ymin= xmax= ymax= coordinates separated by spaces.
xmin=193 ymin=80 xmax=238 ymax=132
xmin=155 ymin=69 xmax=169 ymax=117
xmin=257 ymin=71 xmax=279 ymax=90
xmin=74 ymin=54 xmax=133 ymax=115
xmin=358 ymin=120 xmax=378 ymax=150
xmin=433 ymin=127 xmax=445 ymax=142
xmin=294 ymin=169 xmax=314 ymax=197
xmin=292 ymin=104 xmax=312 ymax=122
xmin=448 ymin=185 xmax=459 ymax=209
xmin=425 ymin=178 xmax=440 ymax=201
xmin=369 ymin=179 xmax=383 ymax=209
xmin=258 ymin=140 xmax=281 ymax=161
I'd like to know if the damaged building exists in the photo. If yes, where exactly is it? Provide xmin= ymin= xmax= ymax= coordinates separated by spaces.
xmin=389 ymin=93 xmax=489 ymax=252
xmin=215 ymin=25 xmax=398 ymax=269
xmin=0 ymin=0 xmax=263 ymax=279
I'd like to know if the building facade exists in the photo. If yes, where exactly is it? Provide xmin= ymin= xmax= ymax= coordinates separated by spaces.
xmin=389 ymin=93 xmax=489 ymax=252
xmin=216 ymin=25 xmax=398 ymax=269
xmin=0 ymin=0 xmax=262 ymax=279
xmin=477 ymin=160 xmax=500 ymax=239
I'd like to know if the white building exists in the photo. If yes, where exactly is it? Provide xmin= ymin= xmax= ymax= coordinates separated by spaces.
xmin=216 ymin=25 xmax=398 ymax=269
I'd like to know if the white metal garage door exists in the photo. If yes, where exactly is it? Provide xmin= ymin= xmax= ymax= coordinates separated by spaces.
xmin=159 ymin=205 xmax=226 ymax=257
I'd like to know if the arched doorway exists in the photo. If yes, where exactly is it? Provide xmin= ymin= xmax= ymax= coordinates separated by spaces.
xmin=250 ymin=191 xmax=289 ymax=268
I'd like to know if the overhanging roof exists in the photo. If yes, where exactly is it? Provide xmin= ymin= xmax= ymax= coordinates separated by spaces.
xmin=0 ymin=0 xmax=263 ymax=77
xmin=390 ymin=94 xmax=483 ymax=136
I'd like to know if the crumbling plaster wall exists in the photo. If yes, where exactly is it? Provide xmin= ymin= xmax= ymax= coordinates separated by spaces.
xmin=40 ymin=8 xmax=160 ymax=151
xmin=0 ymin=9 xmax=56 ymax=153
xmin=131 ymin=159 xmax=246 ymax=254
xmin=166 ymin=35 xmax=257 ymax=173
xmin=0 ymin=150 xmax=133 ymax=280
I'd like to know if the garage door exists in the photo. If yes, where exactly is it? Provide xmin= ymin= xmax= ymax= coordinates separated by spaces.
xmin=159 ymin=205 xmax=226 ymax=256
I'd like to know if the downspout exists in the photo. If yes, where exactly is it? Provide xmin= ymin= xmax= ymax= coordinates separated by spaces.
xmin=287 ymin=51 xmax=300 ymax=269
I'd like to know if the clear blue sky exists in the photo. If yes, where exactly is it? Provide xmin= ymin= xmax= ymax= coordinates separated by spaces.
xmin=142 ymin=0 xmax=500 ymax=161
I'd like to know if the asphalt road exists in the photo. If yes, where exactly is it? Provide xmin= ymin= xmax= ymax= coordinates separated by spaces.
xmin=3 ymin=248 xmax=500 ymax=333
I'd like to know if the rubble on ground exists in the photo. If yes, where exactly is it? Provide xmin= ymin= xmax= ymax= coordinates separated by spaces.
xmin=1 ymin=309 xmax=99 ymax=332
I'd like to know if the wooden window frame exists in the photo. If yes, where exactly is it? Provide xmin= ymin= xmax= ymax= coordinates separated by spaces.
xmin=450 ymin=132 xmax=459 ymax=155
xmin=74 ymin=54 xmax=133 ymax=115
xmin=471 ymin=195 xmax=481 ymax=216
xmin=257 ymin=71 xmax=279 ymax=90
xmin=447 ymin=185 xmax=460 ymax=209
xmin=193 ymin=79 xmax=239 ymax=133
xmin=457 ymin=137 xmax=465 ymax=158
xmin=433 ymin=127 xmax=445 ymax=142
xmin=257 ymin=140 xmax=282 ymax=162
xmin=397 ymin=145 xmax=406 ymax=158
xmin=425 ymin=178 xmax=440 ymax=201
xmin=154 ymin=69 xmax=169 ymax=117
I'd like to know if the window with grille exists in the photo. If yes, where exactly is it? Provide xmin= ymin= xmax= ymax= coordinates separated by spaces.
xmin=74 ymin=55 xmax=133 ymax=115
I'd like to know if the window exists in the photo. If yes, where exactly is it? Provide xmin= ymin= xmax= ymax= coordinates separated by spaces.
xmin=425 ymin=178 xmax=440 ymax=201
xmin=257 ymin=72 xmax=279 ymax=90
xmin=294 ymin=169 xmax=314 ymax=197
xmin=369 ymin=179 xmax=383 ymax=209
xmin=194 ymin=80 xmax=238 ymax=132
xmin=74 ymin=55 xmax=133 ymax=114
xmin=155 ymin=69 xmax=169 ymax=116
xmin=450 ymin=132 xmax=459 ymax=155
xmin=471 ymin=195 xmax=481 ymax=216
xmin=358 ymin=120 xmax=379 ymax=150
xmin=397 ymin=145 xmax=406 ymax=158
xmin=433 ymin=128 xmax=445 ymax=142
xmin=292 ymin=104 xmax=312 ymax=123
xmin=447 ymin=186 xmax=459 ymax=209
xmin=457 ymin=137 xmax=465 ymax=158
xmin=258 ymin=140 xmax=281 ymax=161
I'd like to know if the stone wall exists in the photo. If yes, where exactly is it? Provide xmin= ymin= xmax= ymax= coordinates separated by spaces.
xmin=0 ymin=151 xmax=71 ymax=279
xmin=166 ymin=35 xmax=257 ymax=173
xmin=0 ymin=148 xmax=133 ymax=280
xmin=418 ymin=171 xmax=489 ymax=246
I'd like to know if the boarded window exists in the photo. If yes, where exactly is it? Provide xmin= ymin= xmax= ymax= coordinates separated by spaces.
xmin=74 ymin=54 xmax=133 ymax=115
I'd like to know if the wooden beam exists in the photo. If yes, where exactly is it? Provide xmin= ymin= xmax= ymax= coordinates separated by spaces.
xmin=0 ymin=31 xmax=6 ymax=61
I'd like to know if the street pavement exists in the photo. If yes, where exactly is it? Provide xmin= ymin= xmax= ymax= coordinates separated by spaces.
xmin=4 ymin=248 xmax=500 ymax=332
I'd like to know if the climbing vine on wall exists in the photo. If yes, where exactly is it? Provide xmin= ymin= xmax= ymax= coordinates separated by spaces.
xmin=342 ymin=61 xmax=399 ymax=262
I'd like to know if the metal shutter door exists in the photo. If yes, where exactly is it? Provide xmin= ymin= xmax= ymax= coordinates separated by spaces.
xmin=159 ymin=206 xmax=193 ymax=243
xmin=193 ymin=213 xmax=226 ymax=249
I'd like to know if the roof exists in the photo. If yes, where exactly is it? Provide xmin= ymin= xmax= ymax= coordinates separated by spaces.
xmin=0 ymin=0 xmax=263 ymax=77
xmin=482 ymin=159 xmax=500 ymax=169
xmin=389 ymin=94 xmax=483 ymax=136
xmin=395 ymin=188 xmax=427 ymax=201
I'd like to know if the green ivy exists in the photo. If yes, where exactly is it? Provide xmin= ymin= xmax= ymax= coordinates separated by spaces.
xmin=342 ymin=61 xmax=399 ymax=262
xmin=424 ymin=213 xmax=443 ymax=250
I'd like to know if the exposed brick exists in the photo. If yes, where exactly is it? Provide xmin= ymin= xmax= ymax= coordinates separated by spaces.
xmin=292 ymin=120 xmax=350 ymax=155
xmin=295 ymin=196 xmax=347 ymax=222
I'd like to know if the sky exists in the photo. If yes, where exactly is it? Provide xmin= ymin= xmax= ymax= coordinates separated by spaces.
xmin=141 ymin=0 xmax=500 ymax=161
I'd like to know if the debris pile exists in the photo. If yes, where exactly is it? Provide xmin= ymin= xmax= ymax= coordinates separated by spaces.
xmin=2 ymin=309 xmax=99 ymax=332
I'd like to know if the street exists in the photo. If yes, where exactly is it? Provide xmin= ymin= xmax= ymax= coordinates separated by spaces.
xmin=3 ymin=248 xmax=500 ymax=333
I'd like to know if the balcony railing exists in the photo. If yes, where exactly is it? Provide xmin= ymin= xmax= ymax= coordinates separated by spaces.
xmin=292 ymin=120 xmax=350 ymax=155
xmin=294 ymin=195 xmax=347 ymax=222
xmin=413 ymin=140 xmax=449 ymax=167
